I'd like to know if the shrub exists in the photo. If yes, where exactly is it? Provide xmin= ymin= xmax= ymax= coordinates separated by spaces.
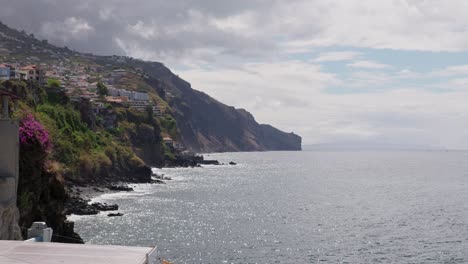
xmin=19 ymin=113 xmax=51 ymax=153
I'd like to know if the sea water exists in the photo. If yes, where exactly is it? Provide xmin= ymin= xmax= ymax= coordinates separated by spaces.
xmin=71 ymin=150 xmax=468 ymax=263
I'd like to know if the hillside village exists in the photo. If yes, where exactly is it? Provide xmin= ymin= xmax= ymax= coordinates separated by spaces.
xmin=0 ymin=60 xmax=183 ymax=152
xmin=0 ymin=63 xmax=162 ymax=114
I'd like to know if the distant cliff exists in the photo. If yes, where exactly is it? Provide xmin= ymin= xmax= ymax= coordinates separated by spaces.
xmin=131 ymin=63 xmax=302 ymax=152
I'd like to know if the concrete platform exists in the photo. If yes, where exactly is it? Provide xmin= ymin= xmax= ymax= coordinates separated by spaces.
xmin=0 ymin=241 xmax=157 ymax=264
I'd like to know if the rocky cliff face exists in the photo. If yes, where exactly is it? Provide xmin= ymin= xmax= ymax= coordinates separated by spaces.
xmin=139 ymin=65 xmax=302 ymax=152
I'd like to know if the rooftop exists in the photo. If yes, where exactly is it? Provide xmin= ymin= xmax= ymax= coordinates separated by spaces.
xmin=0 ymin=240 xmax=157 ymax=264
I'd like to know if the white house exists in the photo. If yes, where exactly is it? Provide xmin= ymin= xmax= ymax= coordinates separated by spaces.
xmin=20 ymin=65 xmax=44 ymax=84
xmin=131 ymin=91 xmax=149 ymax=101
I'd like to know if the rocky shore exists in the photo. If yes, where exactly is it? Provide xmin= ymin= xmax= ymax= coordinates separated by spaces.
xmin=165 ymin=154 xmax=236 ymax=167
xmin=65 ymin=155 xmax=235 ymax=220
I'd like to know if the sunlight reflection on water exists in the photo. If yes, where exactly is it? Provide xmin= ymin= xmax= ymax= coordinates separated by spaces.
xmin=73 ymin=151 xmax=468 ymax=263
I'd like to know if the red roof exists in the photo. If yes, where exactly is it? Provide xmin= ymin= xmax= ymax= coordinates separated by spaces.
xmin=21 ymin=65 xmax=37 ymax=70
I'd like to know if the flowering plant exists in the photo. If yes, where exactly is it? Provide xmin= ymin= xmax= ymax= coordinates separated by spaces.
xmin=19 ymin=113 xmax=51 ymax=152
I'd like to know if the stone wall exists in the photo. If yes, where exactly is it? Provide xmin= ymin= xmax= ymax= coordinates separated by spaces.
xmin=0 ymin=119 xmax=22 ymax=240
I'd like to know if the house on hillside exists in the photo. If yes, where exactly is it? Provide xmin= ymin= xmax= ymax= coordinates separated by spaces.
xmin=80 ymin=91 xmax=98 ymax=100
xmin=128 ymin=100 xmax=150 ymax=111
xmin=13 ymin=70 xmax=26 ymax=81
xmin=20 ymin=65 xmax=45 ymax=84
xmin=105 ymin=96 xmax=128 ymax=105
xmin=131 ymin=91 xmax=149 ymax=101
xmin=1 ymin=64 xmax=26 ymax=81
xmin=0 ymin=64 xmax=10 ymax=81
xmin=163 ymin=137 xmax=174 ymax=148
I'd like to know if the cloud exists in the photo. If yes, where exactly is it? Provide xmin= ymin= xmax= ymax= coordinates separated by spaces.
xmin=177 ymin=59 xmax=468 ymax=148
xmin=3 ymin=0 xmax=468 ymax=148
xmin=40 ymin=17 xmax=94 ymax=42
xmin=434 ymin=64 xmax=468 ymax=76
xmin=313 ymin=51 xmax=362 ymax=62
xmin=347 ymin=60 xmax=392 ymax=69
xmin=279 ymin=0 xmax=468 ymax=52
xmin=4 ymin=0 xmax=468 ymax=63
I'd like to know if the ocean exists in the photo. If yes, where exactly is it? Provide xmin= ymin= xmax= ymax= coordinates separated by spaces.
xmin=70 ymin=151 xmax=468 ymax=263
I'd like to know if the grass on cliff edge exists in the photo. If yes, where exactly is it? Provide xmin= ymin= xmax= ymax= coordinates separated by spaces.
xmin=15 ymin=101 xmax=145 ymax=182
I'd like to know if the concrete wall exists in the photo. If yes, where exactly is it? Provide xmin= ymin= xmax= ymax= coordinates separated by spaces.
xmin=0 ymin=119 xmax=22 ymax=240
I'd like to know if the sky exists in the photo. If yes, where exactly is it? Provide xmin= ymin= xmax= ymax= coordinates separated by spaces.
xmin=2 ymin=0 xmax=468 ymax=148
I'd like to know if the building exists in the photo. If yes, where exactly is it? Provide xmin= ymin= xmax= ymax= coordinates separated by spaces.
xmin=129 ymin=100 xmax=150 ymax=111
xmin=131 ymin=91 xmax=149 ymax=101
xmin=108 ymin=88 xmax=149 ymax=101
xmin=163 ymin=137 xmax=174 ymax=148
xmin=105 ymin=96 xmax=129 ymax=104
xmin=80 ymin=91 xmax=98 ymax=100
xmin=0 ymin=240 xmax=158 ymax=264
xmin=0 ymin=90 xmax=21 ymax=240
xmin=108 ymin=87 xmax=132 ymax=98
xmin=0 ymin=64 xmax=11 ymax=81
xmin=21 ymin=65 xmax=45 ymax=84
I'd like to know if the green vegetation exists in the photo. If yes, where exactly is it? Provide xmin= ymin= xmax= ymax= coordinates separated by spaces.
xmin=46 ymin=78 xmax=61 ymax=88
xmin=96 ymin=82 xmax=109 ymax=97
xmin=4 ymin=79 xmax=167 ymax=183
xmin=160 ymin=114 xmax=178 ymax=138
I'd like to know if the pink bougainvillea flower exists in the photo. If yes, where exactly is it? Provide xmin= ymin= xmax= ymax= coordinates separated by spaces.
xmin=19 ymin=113 xmax=51 ymax=152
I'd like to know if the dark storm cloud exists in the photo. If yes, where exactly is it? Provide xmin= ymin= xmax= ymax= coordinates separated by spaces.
xmin=0 ymin=0 xmax=277 ymax=61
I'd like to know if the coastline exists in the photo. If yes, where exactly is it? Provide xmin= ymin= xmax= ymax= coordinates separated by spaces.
xmin=65 ymin=155 xmax=236 ymax=228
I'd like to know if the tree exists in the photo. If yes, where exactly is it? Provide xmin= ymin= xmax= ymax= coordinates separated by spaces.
xmin=47 ymin=78 xmax=61 ymax=88
xmin=96 ymin=82 xmax=108 ymax=97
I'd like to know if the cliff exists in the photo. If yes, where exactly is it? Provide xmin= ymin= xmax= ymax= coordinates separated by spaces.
xmin=166 ymin=77 xmax=301 ymax=152
xmin=0 ymin=21 xmax=302 ymax=153
xmin=118 ymin=62 xmax=302 ymax=152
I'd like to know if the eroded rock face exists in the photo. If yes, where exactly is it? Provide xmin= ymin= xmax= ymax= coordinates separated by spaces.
xmin=0 ymin=205 xmax=22 ymax=240
xmin=156 ymin=74 xmax=302 ymax=153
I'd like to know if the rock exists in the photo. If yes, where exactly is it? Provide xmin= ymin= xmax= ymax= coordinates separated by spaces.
xmin=151 ymin=179 xmax=166 ymax=184
xmin=152 ymin=173 xmax=164 ymax=179
xmin=91 ymin=202 xmax=118 ymax=211
xmin=229 ymin=161 xmax=237 ymax=165
xmin=164 ymin=154 xmax=222 ymax=167
xmin=108 ymin=185 xmax=134 ymax=192
xmin=164 ymin=176 xmax=172 ymax=180
xmin=60 ymin=221 xmax=84 ymax=244
xmin=65 ymin=196 xmax=118 ymax=215
xmin=108 ymin=213 xmax=123 ymax=217
xmin=65 ymin=196 xmax=98 ymax=215
xmin=198 ymin=159 xmax=220 ymax=165
xmin=132 ymin=165 xmax=152 ymax=183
